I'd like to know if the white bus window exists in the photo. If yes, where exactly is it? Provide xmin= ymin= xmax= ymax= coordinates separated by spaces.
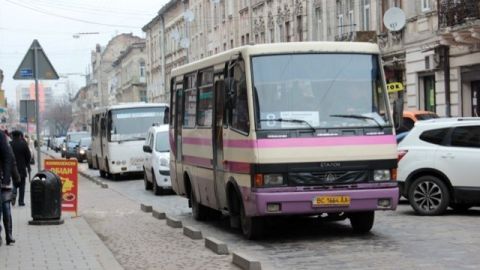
xmin=109 ymin=107 xmax=166 ymax=142
xmin=198 ymin=69 xmax=214 ymax=127
xmin=231 ymin=61 xmax=249 ymax=133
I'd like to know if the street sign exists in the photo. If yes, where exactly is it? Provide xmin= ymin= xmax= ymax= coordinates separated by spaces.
xmin=19 ymin=99 xmax=36 ymax=123
xmin=387 ymin=82 xmax=405 ymax=93
xmin=13 ymin=40 xmax=59 ymax=80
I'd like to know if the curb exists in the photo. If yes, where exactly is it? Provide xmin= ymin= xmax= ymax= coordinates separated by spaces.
xmin=232 ymin=252 xmax=262 ymax=270
xmin=166 ymin=215 xmax=182 ymax=228
xmin=152 ymin=209 xmax=166 ymax=220
xmin=140 ymin=203 xmax=153 ymax=213
xmin=183 ymin=225 xmax=203 ymax=240
xmin=205 ymin=237 xmax=229 ymax=255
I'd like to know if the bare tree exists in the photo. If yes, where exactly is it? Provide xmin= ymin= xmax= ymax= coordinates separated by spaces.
xmin=45 ymin=99 xmax=72 ymax=136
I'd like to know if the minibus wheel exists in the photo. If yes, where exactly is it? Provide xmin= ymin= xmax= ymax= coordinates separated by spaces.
xmin=349 ymin=211 xmax=374 ymax=234
xmin=191 ymin=186 xmax=208 ymax=220
xmin=240 ymin=200 xmax=263 ymax=240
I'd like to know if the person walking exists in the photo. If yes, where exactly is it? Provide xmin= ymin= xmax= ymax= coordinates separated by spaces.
xmin=10 ymin=131 xmax=31 ymax=207
xmin=0 ymin=130 xmax=13 ymax=246
xmin=1 ymin=144 xmax=20 ymax=245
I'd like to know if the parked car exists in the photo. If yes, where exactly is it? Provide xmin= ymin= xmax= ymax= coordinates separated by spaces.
xmin=52 ymin=136 xmax=65 ymax=152
xmin=398 ymin=117 xmax=480 ymax=215
xmin=142 ymin=124 xmax=171 ymax=195
xmin=65 ymin=131 xmax=89 ymax=159
xmin=396 ymin=110 xmax=439 ymax=134
xmin=76 ymin=137 xmax=91 ymax=163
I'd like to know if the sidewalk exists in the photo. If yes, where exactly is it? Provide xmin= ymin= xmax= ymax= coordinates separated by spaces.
xmin=0 ymin=156 xmax=122 ymax=270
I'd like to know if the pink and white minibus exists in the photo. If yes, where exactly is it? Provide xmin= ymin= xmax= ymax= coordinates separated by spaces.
xmin=169 ymin=42 xmax=399 ymax=239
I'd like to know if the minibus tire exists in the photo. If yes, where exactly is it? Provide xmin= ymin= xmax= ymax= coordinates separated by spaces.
xmin=191 ymin=187 xmax=208 ymax=220
xmin=100 ymin=170 xmax=106 ymax=178
xmin=349 ymin=211 xmax=374 ymax=234
xmin=152 ymin=173 xmax=163 ymax=195
xmin=240 ymin=201 xmax=263 ymax=240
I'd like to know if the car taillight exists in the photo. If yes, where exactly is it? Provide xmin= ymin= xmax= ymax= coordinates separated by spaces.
xmin=398 ymin=150 xmax=408 ymax=162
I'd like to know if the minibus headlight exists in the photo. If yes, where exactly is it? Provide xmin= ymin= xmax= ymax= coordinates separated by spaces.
xmin=373 ymin=170 xmax=390 ymax=181
xmin=79 ymin=149 xmax=85 ymax=155
xmin=264 ymin=174 xmax=284 ymax=186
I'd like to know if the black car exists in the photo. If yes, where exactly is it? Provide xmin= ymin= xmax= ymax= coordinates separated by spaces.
xmin=76 ymin=137 xmax=91 ymax=163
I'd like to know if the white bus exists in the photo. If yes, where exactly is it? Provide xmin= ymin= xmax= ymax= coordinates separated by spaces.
xmin=91 ymin=103 xmax=169 ymax=180
xmin=169 ymin=42 xmax=402 ymax=239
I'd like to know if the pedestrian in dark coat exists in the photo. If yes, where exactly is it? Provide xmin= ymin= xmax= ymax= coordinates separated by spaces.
xmin=0 ymin=130 xmax=13 ymax=246
xmin=10 ymin=131 xmax=31 ymax=207
xmin=1 ymin=144 xmax=19 ymax=245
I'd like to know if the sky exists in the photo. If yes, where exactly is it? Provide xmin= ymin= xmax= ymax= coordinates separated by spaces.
xmin=0 ymin=0 xmax=169 ymax=105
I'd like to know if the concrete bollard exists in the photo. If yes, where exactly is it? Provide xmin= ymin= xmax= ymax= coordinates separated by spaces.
xmin=232 ymin=252 xmax=262 ymax=270
xmin=140 ymin=204 xmax=153 ymax=213
xmin=205 ymin=237 xmax=228 ymax=255
xmin=166 ymin=215 xmax=182 ymax=228
xmin=183 ymin=226 xmax=202 ymax=240
xmin=152 ymin=209 xmax=166 ymax=220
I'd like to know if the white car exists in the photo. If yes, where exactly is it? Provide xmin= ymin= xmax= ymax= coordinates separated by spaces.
xmin=142 ymin=124 xmax=171 ymax=195
xmin=398 ymin=118 xmax=480 ymax=215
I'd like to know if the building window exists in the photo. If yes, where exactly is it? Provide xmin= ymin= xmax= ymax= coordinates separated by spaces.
xmin=279 ymin=25 xmax=284 ymax=42
xmin=338 ymin=14 xmax=344 ymax=36
xmin=422 ymin=75 xmax=436 ymax=112
xmin=183 ymin=74 xmax=197 ymax=128
xmin=348 ymin=10 xmax=354 ymax=32
xmin=269 ymin=28 xmax=275 ymax=43
xmin=139 ymin=61 xmax=145 ymax=78
xmin=421 ymin=0 xmax=430 ymax=12
xmin=363 ymin=0 xmax=371 ymax=30
xmin=230 ymin=39 xmax=234 ymax=48
xmin=241 ymin=35 xmax=245 ymax=45
xmin=246 ymin=33 xmax=250 ymax=44
xmin=285 ymin=22 xmax=290 ymax=42
xmin=297 ymin=16 xmax=303 ymax=41
xmin=197 ymin=69 xmax=214 ymax=127
xmin=314 ymin=7 xmax=322 ymax=40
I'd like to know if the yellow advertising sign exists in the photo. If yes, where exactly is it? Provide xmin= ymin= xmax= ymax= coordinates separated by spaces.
xmin=387 ymin=82 xmax=404 ymax=93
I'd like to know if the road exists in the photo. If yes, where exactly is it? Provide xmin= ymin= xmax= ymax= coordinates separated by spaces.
xmin=46 ymin=148 xmax=480 ymax=270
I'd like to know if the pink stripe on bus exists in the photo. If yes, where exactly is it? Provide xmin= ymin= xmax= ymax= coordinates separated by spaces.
xmin=183 ymin=155 xmax=213 ymax=169
xmin=223 ymin=135 xmax=395 ymax=149
xmin=183 ymin=137 xmax=212 ymax=146
xmin=256 ymin=135 xmax=396 ymax=148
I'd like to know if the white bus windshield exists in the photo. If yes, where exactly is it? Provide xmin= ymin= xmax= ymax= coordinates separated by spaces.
xmin=109 ymin=107 xmax=167 ymax=142
xmin=252 ymin=53 xmax=392 ymax=130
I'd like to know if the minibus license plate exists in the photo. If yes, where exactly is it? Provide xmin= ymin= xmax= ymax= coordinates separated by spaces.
xmin=312 ymin=196 xmax=350 ymax=207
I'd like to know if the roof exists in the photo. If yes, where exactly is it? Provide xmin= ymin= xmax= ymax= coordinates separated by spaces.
xmin=149 ymin=124 xmax=169 ymax=133
xmin=172 ymin=42 xmax=381 ymax=76
xmin=414 ymin=117 xmax=480 ymax=128
xmin=93 ymin=102 xmax=169 ymax=114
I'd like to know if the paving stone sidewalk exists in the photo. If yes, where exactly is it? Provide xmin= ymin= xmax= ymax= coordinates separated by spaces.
xmin=0 ymin=165 xmax=122 ymax=270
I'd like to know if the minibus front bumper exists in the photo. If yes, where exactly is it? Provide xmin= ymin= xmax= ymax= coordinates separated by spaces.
xmin=243 ymin=184 xmax=399 ymax=216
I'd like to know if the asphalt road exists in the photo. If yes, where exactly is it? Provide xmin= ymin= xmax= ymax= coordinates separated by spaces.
xmin=47 ymin=148 xmax=480 ymax=270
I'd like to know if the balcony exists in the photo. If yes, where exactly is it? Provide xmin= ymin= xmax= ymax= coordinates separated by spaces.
xmin=439 ymin=0 xmax=479 ymax=28
xmin=438 ymin=0 xmax=480 ymax=46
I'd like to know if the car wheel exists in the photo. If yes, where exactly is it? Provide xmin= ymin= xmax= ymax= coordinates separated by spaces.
xmin=152 ymin=172 xmax=163 ymax=196
xmin=408 ymin=175 xmax=450 ymax=216
xmin=349 ymin=211 xmax=374 ymax=234
xmin=144 ymin=169 xmax=152 ymax=190
xmin=88 ymin=160 xmax=93 ymax=169
xmin=99 ymin=170 xmax=106 ymax=178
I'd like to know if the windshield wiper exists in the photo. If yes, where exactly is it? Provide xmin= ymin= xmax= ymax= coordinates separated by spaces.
xmin=259 ymin=118 xmax=315 ymax=132
xmin=329 ymin=114 xmax=383 ymax=128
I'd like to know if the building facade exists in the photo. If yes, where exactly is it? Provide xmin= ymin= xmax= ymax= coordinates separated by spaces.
xmin=111 ymin=41 xmax=147 ymax=103
xmin=139 ymin=0 xmax=479 ymax=117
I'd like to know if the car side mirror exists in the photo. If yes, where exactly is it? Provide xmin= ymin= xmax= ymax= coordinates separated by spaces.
xmin=143 ymin=145 xmax=152 ymax=153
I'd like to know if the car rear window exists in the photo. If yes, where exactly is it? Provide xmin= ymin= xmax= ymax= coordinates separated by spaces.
xmin=416 ymin=113 xmax=439 ymax=120
xmin=419 ymin=128 xmax=449 ymax=145
xmin=451 ymin=126 xmax=480 ymax=148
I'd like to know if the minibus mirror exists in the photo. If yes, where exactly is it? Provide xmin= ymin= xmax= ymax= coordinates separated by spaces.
xmin=393 ymin=97 xmax=404 ymax=131
xmin=143 ymin=145 xmax=152 ymax=153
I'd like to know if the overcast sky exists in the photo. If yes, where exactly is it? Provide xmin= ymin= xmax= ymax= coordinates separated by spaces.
xmin=0 ymin=0 xmax=169 ymax=104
